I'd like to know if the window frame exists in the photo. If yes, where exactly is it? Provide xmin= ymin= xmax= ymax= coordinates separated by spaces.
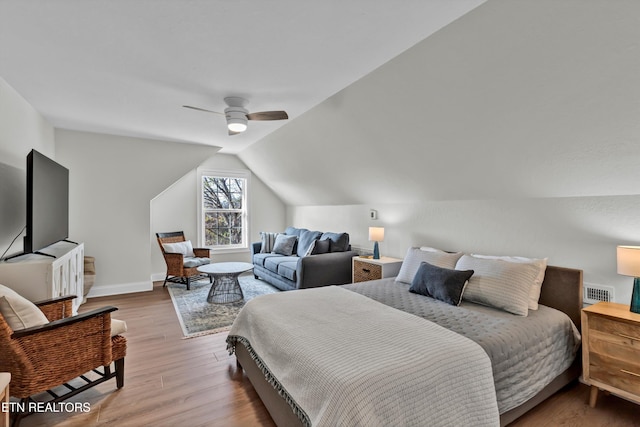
xmin=197 ymin=168 xmax=250 ymax=254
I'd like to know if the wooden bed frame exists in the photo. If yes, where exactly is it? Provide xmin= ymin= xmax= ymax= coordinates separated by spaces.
xmin=234 ymin=265 xmax=583 ymax=427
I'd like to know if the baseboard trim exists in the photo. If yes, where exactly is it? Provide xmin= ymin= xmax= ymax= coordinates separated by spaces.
xmin=151 ymin=272 xmax=166 ymax=282
xmin=87 ymin=281 xmax=152 ymax=298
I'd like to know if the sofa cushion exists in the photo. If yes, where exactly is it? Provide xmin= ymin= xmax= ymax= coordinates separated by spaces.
xmin=297 ymin=230 xmax=323 ymax=257
xmin=272 ymin=234 xmax=297 ymax=256
xmin=320 ymin=232 xmax=350 ymax=252
xmin=277 ymin=261 xmax=298 ymax=282
xmin=253 ymin=253 xmax=283 ymax=267
xmin=265 ymin=256 xmax=300 ymax=274
xmin=285 ymin=227 xmax=308 ymax=237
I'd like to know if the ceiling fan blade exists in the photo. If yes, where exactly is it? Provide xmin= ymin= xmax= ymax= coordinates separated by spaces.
xmin=228 ymin=129 xmax=241 ymax=136
xmin=246 ymin=111 xmax=288 ymax=121
xmin=183 ymin=105 xmax=224 ymax=115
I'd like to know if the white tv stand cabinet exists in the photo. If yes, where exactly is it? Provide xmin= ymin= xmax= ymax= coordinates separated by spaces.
xmin=0 ymin=241 xmax=84 ymax=314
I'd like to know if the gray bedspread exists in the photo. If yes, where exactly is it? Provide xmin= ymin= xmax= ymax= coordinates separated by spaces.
xmin=228 ymin=285 xmax=500 ymax=427
xmin=343 ymin=278 xmax=581 ymax=413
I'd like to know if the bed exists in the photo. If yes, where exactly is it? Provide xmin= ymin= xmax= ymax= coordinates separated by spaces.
xmin=227 ymin=263 xmax=583 ymax=427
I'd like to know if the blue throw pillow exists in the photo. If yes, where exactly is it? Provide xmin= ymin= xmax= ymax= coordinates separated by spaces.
xmin=272 ymin=234 xmax=297 ymax=256
xmin=297 ymin=230 xmax=323 ymax=257
xmin=409 ymin=262 xmax=474 ymax=306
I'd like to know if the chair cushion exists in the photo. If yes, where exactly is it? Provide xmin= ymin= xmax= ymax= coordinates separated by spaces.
xmin=277 ymin=261 xmax=298 ymax=282
xmin=162 ymin=240 xmax=195 ymax=257
xmin=0 ymin=284 xmax=49 ymax=330
xmin=183 ymin=257 xmax=210 ymax=268
xmin=111 ymin=318 xmax=128 ymax=336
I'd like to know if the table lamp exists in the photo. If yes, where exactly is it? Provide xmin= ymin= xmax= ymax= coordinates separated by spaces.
xmin=369 ymin=227 xmax=384 ymax=260
xmin=616 ymin=245 xmax=640 ymax=314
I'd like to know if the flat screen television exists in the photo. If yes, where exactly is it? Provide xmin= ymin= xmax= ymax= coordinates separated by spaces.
xmin=24 ymin=149 xmax=69 ymax=254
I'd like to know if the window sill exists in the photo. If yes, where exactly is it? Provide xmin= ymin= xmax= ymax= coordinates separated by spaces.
xmin=209 ymin=247 xmax=251 ymax=255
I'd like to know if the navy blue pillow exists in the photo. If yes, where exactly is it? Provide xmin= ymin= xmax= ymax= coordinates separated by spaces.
xmin=409 ymin=262 xmax=474 ymax=306
xmin=320 ymin=232 xmax=350 ymax=252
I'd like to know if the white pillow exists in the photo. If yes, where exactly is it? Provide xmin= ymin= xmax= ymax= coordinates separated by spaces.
xmin=111 ymin=318 xmax=128 ymax=336
xmin=396 ymin=247 xmax=464 ymax=284
xmin=162 ymin=240 xmax=195 ymax=257
xmin=457 ymin=255 xmax=539 ymax=316
xmin=0 ymin=284 xmax=49 ymax=330
xmin=419 ymin=246 xmax=445 ymax=252
xmin=470 ymin=254 xmax=547 ymax=310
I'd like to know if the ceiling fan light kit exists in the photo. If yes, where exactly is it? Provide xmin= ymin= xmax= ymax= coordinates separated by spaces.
xmin=183 ymin=96 xmax=288 ymax=136
xmin=225 ymin=107 xmax=249 ymax=133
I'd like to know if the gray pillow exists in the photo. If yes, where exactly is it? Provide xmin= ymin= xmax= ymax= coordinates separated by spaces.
xmin=272 ymin=234 xmax=298 ymax=256
xmin=320 ymin=232 xmax=350 ymax=252
xmin=297 ymin=230 xmax=323 ymax=257
xmin=409 ymin=262 xmax=474 ymax=306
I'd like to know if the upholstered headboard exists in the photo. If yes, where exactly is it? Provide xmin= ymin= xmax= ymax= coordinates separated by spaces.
xmin=538 ymin=265 xmax=583 ymax=332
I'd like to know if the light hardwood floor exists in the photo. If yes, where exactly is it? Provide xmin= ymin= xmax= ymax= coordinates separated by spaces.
xmin=18 ymin=283 xmax=640 ymax=427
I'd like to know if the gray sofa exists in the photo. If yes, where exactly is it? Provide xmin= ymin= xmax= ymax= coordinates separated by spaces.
xmin=252 ymin=227 xmax=358 ymax=291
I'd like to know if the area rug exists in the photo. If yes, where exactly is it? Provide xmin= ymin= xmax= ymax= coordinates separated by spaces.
xmin=167 ymin=274 xmax=279 ymax=338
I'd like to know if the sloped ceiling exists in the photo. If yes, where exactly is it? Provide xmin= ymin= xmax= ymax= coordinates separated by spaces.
xmin=239 ymin=0 xmax=640 ymax=206
xmin=0 ymin=0 xmax=485 ymax=154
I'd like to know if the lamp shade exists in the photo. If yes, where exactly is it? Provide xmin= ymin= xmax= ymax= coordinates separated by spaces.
xmin=617 ymin=246 xmax=640 ymax=277
xmin=369 ymin=227 xmax=384 ymax=242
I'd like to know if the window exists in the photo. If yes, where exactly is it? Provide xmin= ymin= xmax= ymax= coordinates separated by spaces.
xmin=198 ymin=169 xmax=249 ymax=252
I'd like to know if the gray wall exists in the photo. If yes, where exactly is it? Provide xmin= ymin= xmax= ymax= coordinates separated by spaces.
xmin=55 ymin=129 xmax=220 ymax=296
xmin=150 ymin=154 xmax=286 ymax=278
xmin=0 ymin=77 xmax=55 ymax=259
xmin=239 ymin=0 xmax=640 ymax=303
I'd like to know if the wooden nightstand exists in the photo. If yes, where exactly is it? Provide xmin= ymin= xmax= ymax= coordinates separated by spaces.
xmin=582 ymin=302 xmax=640 ymax=407
xmin=352 ymin=256 xmax=403 ymax=283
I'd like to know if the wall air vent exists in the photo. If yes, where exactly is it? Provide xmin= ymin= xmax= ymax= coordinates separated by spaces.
xmin=583 ymin=282 xmax=615 ymax=305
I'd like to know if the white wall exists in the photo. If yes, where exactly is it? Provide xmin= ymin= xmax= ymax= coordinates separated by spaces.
xmin=150 ymin=154 xmax=285 ymax=278
xmin=0 ymin=76 xmax=55 ymax=259
xmin=239 ymin=0 xmax=640 ymax=304
xmin=289 ymin=196 xmax=640 ymax=304
xmin=55 ymin=129 xmax=220 ymax=296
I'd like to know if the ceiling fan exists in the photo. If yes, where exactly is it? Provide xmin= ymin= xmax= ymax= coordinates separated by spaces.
xmin=183 ymin=97 xmax=288 ymax=135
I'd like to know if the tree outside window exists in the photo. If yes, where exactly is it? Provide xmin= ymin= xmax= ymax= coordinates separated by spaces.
xmin=200 ymin=172 xmax=248 ymax=249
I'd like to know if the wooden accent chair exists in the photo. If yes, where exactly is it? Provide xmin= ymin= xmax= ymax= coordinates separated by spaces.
xmin=156 ymin=231 xmax=211 ymax=290
xmin=0 ymin=295 xmax=126 ymax=427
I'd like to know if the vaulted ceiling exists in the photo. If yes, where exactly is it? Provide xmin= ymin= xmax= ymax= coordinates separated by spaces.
xmin=0 ymin=0 xmax=484 ymax=154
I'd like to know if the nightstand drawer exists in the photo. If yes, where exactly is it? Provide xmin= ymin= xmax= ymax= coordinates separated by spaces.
xmin=591 ymin=315 xmax=640 ymax=344
xmin=590 ymin=353 xmax=640 ymax=396
xmin=353 ymin=260 xmax=382 ymax=282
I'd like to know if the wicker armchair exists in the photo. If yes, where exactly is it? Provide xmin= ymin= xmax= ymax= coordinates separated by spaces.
xmin=156 ymin=231 xmax=211 ymax=290
xmin=0 ymin=295 xmax=126 ymax=426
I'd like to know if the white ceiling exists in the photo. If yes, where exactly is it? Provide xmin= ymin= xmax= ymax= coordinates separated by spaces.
xmin=0 ymin=0 xmax=484 ymax=153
